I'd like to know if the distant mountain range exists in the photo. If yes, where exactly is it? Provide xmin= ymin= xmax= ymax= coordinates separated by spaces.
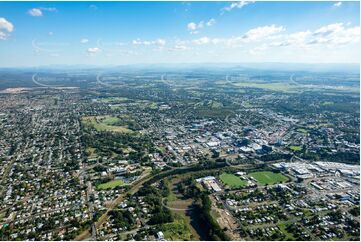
xmin=0 ymin=62 xmax=359 ymax=74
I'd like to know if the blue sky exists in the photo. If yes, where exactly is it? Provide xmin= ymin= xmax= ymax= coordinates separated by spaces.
xmin=0 ymin=1 xmax=359 ymax=67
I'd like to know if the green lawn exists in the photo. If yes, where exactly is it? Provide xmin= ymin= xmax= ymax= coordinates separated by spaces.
xmin=96 ymin=179 xmax=124 ymax=190
xmin=220 ymin=173 xmax=247 ymax=189
xmin=233 ymin=82 xmax=298 ymax=93
xmin=98 ymin=97 xmax=128 ymax=103
xmin=110 ymin=104 xmax=125 ymax=110
xmin=102 ymin=116 xmax=120 ymax=125
xmin=278 ymin=222 xmax=296 ymax=240
xmin=321 ymin=101 xmax=334 ymax=105
xmin=289 ymin=145 xmax=302 ymax=151
xmin=249 ymin=171 xmax=288 ymax=185
xmin=167 ymin=192 xmax=177 ymax=202
xmin=157 ymin=146 xmax=166 ymax=154
xmin=210 ymin=101 xmax=223 ymax=109
xmin=161 ymin=214 xmax=193 ymax=241
xmin=81 ymin=116 xmax=132 ymax=133
xmin=297 ymin=128 xmax=308 ymax=134
xmin=148 ymin=102 xmax=158 ymax=109
xmin=242 ymin=101 xmax=253 ymax=108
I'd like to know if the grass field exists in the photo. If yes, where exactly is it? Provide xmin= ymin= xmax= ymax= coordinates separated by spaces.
xmin=220 ymin=173 xmax=247 ymax=189
xmin=230 ymin=81 xmax=360 ymax=94
xmin=86 ymin=147 xmax=98 ymax=159
xmin=289 ymin=145 xmax=302 ymax=151
xmin=161 ymin=214 xmax=194 ymax=241
xmin=297 ymin=128 xmax=308 ymax=134
xmin=321 ymin=101 xmax=334 ymax=105
xmin=166 ymin=179 xmax=177 ymax=202
xmin=242 ymin=101 xmax=253 ymax=108
xmin=278 ymin=222 xmax=295 ymax=240
xmin=210 ymin=101 xmax=223 ymax=109
xmin=149 ymin=102 xmax=158 ymax=109
xmin=81 ymin=116 xmax=132 ymax=133
xmin=233 ymin=82 xmax=297 ymax=93
xmin=98 ymin=97 xmax=128 ymax=103
xmin=101 ymin=116 xmax=120 ymax=125
xmin=157 ymin=146 xmax=166 ymax=154
xmin=163 ymin=176 xmax=200 ymax=240
xmin=110 ymin=104 xmax=125 ymax=110
xmin=96 ymin=179 xmax=124 ymax=190
xmin=249 ymin=171 xmax=288 ymax=185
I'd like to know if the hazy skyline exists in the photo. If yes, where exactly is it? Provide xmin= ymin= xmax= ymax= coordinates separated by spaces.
xmin=0 ymin=1 xmax=359 ymax=67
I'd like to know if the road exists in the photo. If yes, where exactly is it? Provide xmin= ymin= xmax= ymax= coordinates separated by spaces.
xmin=289 ymin=74 xmax=298 ymax=85
xmin=31 ymin=73 xmax=61 ymax=88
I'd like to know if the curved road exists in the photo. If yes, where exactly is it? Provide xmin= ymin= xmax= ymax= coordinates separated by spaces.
xmin=32 ymin=73 xmax=61 ymax=88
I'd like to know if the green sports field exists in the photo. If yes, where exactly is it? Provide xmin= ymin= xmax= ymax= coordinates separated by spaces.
xmin=96 ymin=179 xmax=124 ymax=190
xmin=219 ymin=173 xmax=247 ymax=189
xmin=249 ymin=171 xmax=288 ymax=185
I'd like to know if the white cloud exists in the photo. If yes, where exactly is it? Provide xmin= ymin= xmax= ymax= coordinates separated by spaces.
xmin=268 ymin=23 xmax=360 ymax=49
xmin=220 ymin=25 xmax=285 ymax=48
xmin=249 ymin=44 xmax=268 ymax=55
xmin=133 ymin=40 xmax=144 ymax=45
xmin=87 ymin=47 xmax=101 ymax=56
xmin=132 ymin=38 xmax=166 ymax=46
xmin=192 ymin=37 xmax=210 ymax=45
xmin=0 ymin=17 xmax=14 ymax=32
xmin=242 ymin=25 xmax=285 ymax=42
xmin=206 ymin=18 xmax=216 ymax=27
xmin=41 ymin=8 xmax=57 ymax=12
xmin=74 ymin=21 xmax=358 ymax=63
xmin=187 ymin=19 xmax=215 ymax=34
xmin=168 ymin=44 xmax=189 ymax=52
xmin=187 ymin=21 xmax=203 ymax=34
xmin=0 ymin=17 xmax=14 ymax=40
xmin=313 ymin=23 xmax=344 ymax=36
xmin=306 ymin=23 xmax=359 ymax=46
xmin=174 ymin=45 xmax=188 ymax=50
xmin=89 ymin=5 xmax=98 ymax=11
xmin=333 ymin=2 xmax=342 ymax=7
xmin=0 ymin=32 xmax=7 ymax=40
xmin=156 ymin=39 xmax=166 ymax=46
xmin=222 ymin=1 xmax=254 ymax=12
xmin=210 ymin=38 xmax=224 ymax=44
xmin=187 ymin=22 xmax=197 ymax=31
xmin=28 ymin=8 xmax=43 ymax=17
xmin=185 ymin=25 xmax=285 ymax=48
xmin=184 ymin=22 xmax=359 ymax=53
xmin=270 ymin=30 xmax=311 ymax=47
xmin=28 ymin=7 xmax=57 ymax=17
xmin=80 ymin=38 xmax=89 ymax=44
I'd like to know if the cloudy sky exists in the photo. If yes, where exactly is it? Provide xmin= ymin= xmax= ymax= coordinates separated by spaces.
xmin=0 ymin=1 xmax=359 ymax=67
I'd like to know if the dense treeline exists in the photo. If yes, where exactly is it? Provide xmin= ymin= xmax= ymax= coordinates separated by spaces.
xmin=302 ymin=151 xmax=360 ymax=164
xmin=136 ymin=185 xmax=174 ymax=225
xmin=108 ymin=210 xmax=135 ymax=229
xmin=81 ymin=129 xmax=155 ymax=164
xmin=193 ymin=192 xmax=230 ymax=241
xmin=144 ymin=160 xmax=228 ymax=186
